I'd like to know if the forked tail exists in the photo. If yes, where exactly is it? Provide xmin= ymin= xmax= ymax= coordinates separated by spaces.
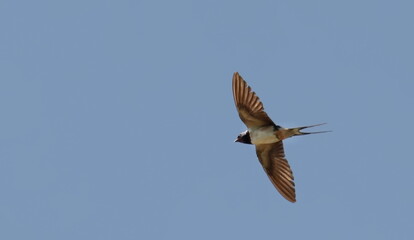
xmin=290 ymin=123 xmax=331 ymax=136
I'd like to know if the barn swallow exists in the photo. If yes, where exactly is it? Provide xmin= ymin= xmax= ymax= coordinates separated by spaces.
xmin=232 ymin=72 xmax=329 ymax=203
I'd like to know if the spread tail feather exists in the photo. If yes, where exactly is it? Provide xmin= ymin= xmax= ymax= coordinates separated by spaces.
xmin=290 ymin=123 xmax=331 ymax=136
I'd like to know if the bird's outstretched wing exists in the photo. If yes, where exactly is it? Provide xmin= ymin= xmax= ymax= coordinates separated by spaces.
xmin=232 ymin=72 xmax=275 ymax=129
xmin=255 ymin=141 xmax=296 ymax=202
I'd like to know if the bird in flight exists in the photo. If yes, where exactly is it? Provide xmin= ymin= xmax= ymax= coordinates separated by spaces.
xmin=232 ymin=72 xmax=329 ymax=202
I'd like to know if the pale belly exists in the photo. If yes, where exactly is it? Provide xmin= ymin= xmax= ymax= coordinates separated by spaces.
xmin=249 ymin=126 xmax=280 ymax=145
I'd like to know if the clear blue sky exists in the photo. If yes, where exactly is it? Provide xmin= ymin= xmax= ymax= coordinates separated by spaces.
xmin=1 ymin=1 xmax=413 ymax=239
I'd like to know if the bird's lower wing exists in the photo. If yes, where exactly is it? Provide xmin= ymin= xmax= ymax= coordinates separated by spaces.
xmin=255 ymin=141 xmax=296 ymax=202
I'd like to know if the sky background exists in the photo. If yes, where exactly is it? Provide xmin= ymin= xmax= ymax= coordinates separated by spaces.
xmin=1 ymin=0 xmax=413 ymax=239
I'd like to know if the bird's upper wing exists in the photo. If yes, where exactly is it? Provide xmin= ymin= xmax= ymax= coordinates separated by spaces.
xmin=232 ymin=72 xmax=275 ymax=129
xmin=255 ymin=141 xmax=296 ymax=202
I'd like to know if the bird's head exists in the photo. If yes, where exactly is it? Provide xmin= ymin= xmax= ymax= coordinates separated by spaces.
xmin=234 ymin=130 xmax=252 ymax=144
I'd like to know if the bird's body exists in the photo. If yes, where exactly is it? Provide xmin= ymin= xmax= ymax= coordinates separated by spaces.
xmin=249 ymin=125 xmax=280 ymax=145
xmin=232 ymin=72 xmax=329 ymax=203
